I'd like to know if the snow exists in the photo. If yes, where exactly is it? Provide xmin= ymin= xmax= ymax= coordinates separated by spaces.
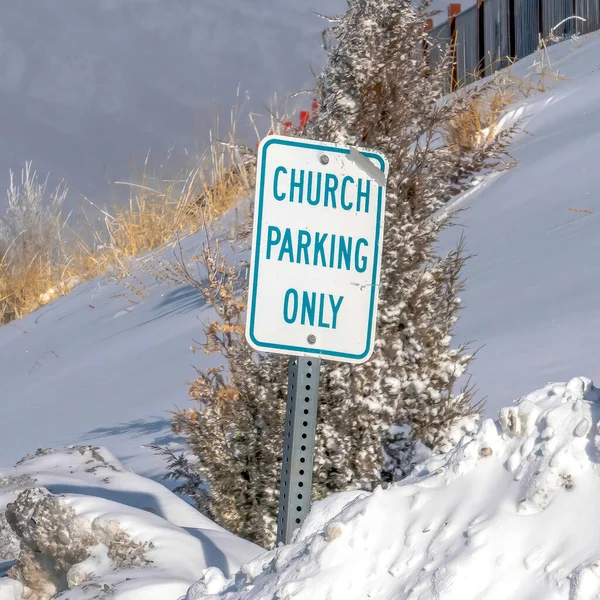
xmin=1 ymin=8 xmax=600 ymax=600
xmin=0 ymin=0 xmax=346 ymax=210
xmin=0 ymin=446 xmax=261 ymax=600
xmin=185 ymin=376 xmax=600 ymax=599
xmin=440 ymin=31 xmax=600 ymax=415
xmin=0 ymin=223 xmax=229 ymax=478
xmin=2 ymin=26 xmax=598 ymax=488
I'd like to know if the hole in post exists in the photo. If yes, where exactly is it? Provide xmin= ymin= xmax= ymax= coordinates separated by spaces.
xmin=307 ymin=373 xmax=312 ymax=379
xmin=296 ymin=518 xmax=301 ymax=524
xmin=303 ymin=421 xmax=308 ymax=427
xmin=299 ymin=469 xmax=305 ymax=475
xmin=304 ymin=409 xmax=309 ymax=415
xmin=302 ymin=433 xmax=307 ymax=439
xmin=296 ymin=506 xmax=302 ymax=512
xmin=305 ymin=385 xmax=310 ymax=391
xmin=300 ymin=457 xmax=306 ymax=463
xmin=301 ymin=445 xmax=306 ymax=451
xmin=307 ymin=360 xmax=312 ymax=366
xmin=298 ymin=481 xmax=304 ymax=487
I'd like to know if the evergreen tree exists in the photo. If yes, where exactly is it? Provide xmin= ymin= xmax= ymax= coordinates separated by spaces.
xmin=163 ymin=0 xmax=513 ymax=546
xmin=305 ymin=0 xmax=512 ymax=487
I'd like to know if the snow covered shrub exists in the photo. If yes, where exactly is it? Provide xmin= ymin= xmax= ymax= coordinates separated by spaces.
xmin=304 ymin=0 xmax=513 ymax=485
xmin=163 ymin=243 xmax=288 ymax=548
xmin=5 ymin=488 xmax=151 ymax=600
xmin=0 ymin=164 xmax=69 ymax=323
xmin=0 ymin=513 xmax=19 ymax=562
xmin=167 ymin=0 xmax=514 ymax=546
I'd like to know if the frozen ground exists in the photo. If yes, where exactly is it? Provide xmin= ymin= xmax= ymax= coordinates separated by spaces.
xmin=0 ymin=210 xmax=246 ymax=478
xmin=190 ymin=377 xmax=600 ymax=599
xmin=2 ymin=32 xmax=599 ymax=482
xmin=440 ymin=30 xmax=600 ymax=415
xmin=0 ymin=446 xmax=262 ymax=600
xmin=0 ymin=0 xmax=346 ymax=210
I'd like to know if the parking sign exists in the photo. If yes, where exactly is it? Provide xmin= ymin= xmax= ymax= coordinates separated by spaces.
xmin=245 ymin=135 xmax=388 ymax=364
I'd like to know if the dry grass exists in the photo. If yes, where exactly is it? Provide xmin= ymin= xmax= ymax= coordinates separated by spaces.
xmin=100 ymin=133 xmax=254 ymax=267
xmin=443 ymin=79 xmax=518 ymax=151
xmin=444 ymin=45 xmax=568 ymax=152
xmin=0 ymin=127 xmax=254 ymax=325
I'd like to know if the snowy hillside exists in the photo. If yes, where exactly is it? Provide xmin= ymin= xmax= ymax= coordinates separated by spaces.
xmin=1 ymin=26 xmax=599 ymax=483
xmin=0 ymin=446 xmax=262 ymax=600
xmin=0 ymin=0 xmax=345 ymax=209
xmin=190 ymin=376 xmax=600 ymax=599
xmin=0 ymin=214 xmax=242 ymax=477
xmin=441 ymin=30 xmax=600 ymax=414
xmin=2 ymin=10 xmax=600 ymax=600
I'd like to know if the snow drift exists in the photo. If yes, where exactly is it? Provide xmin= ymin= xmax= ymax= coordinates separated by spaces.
xmin=0 ymin=446 xmax=262 ymax=600
xmin=188 ymin=376 xmax=600 ymax=600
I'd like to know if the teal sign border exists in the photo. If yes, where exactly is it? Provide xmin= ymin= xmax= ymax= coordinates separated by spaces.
xmin=248 ymin=137 xmax=386 ymax=361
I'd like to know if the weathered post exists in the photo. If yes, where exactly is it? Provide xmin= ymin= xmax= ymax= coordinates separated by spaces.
xmin=276 ymin=356 xmax=320 ymax=545
xmin=245 ymin=134 xmax=388 ymax=546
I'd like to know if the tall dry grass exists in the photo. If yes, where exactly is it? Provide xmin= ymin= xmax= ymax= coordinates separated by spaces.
xmin=443 ymin=80 xmax=518 ymax=150
xmin=0 ymin=129 xmax=254 ymax=325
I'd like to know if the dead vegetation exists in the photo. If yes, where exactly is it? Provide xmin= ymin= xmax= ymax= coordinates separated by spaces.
xmin=0 ymin=128 xmax=254 ymax=325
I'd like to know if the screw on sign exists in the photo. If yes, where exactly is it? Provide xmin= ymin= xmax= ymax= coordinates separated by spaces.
xmin=245 ymin=134 xmax=388 ymax=544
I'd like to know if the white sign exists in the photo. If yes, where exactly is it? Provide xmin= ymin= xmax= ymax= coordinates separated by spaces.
xmin=245 ymin=135 xmax=388 ymax=364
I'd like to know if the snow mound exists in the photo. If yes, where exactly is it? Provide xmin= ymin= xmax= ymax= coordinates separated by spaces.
xmin=189 ymin=377 xmax=600 ymax=600
xmin=0 ymin=446 xmax=262 ymax=600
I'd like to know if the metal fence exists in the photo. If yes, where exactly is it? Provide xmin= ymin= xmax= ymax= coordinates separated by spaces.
xmin=456 ymin=5 xmax=480 ymax=84
xmin=428 ymin=0 xmax=600 ymax=90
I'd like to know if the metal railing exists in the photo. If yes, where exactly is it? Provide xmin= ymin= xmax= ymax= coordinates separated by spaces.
xmin=428 ymin=0 xmax=600 ymax=90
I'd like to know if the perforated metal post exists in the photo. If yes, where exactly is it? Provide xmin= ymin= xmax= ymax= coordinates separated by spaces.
xmin=276 ymin=356 xmax=321 ymax=546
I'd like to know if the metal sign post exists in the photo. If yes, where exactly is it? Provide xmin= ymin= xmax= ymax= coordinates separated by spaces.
xmin=276 ymin=356 xmax=320 ymax=545
xmin=245 ymin=134 xmax=389 ymax=545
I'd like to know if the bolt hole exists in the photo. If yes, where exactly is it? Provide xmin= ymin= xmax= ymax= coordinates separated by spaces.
xmin=302 ymin=433 xmax=307 ymax=439
xmin=305 ymin=385 xmax=310 ymax=391
xmin=296 ymin=506 xmax=302 ymax=512
xmin=299 ymin=481 xmax=304 ymax=487
xmin=304 ymin=409 xmax=309 ymax=415
xmin=307 ymin=373 xmax=312 ymax=379
xmin=299 ymin=469 xmax=305 ymax=475
xmin=307 ymin=360 xmax=312 ymax=366
xmin=300 ymin=457 xmax=306 ymax=463
xmin=298 ymin=493 xmax=303 ymax=499
xmin=301 ymin=445 xmax=306 ymax=451
xmin=296 ymin=518 xmax=301 ymax=524
xmin=303 ymin=421 xmax=308 ymax=427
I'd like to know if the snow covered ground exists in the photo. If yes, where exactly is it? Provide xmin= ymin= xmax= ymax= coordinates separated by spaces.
xmin=1 ymin=10 xmax=600 ymax=600
xmin=0 ymin=0 xmax=345 ymax=210
xmin=0 ymin=446 xmax=261 ymax=600
xmin=189 ymin=377 xmax=600 ymax=599
xmin=441 ymin=30 xmax=600 ymax=415
xmin=0 ymin=211 xmax=246 ymax=478
xmin=2 ymin=29 xmax=599 ymax=482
